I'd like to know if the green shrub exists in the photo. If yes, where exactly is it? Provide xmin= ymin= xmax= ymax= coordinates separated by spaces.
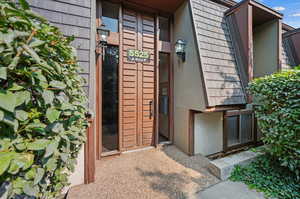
xmin=230 ymin=155 xmax=300 ymax=199
xmin=248 ymin=70 xmax=300 ymax=176
xmin=0 ymin=1 xmax=88 ymax=198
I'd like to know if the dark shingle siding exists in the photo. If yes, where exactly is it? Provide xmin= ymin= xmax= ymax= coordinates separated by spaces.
xmin=27 ymin=0 xmax=92 ymax=97
xmin=190 ymin=0 xmax=246 ymax=106
xmin=282 ymin=39 xmax=295 ymax=70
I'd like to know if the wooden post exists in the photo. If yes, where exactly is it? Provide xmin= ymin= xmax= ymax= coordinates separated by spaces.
xmin=84 ymin=118 xmax=96 ymax=184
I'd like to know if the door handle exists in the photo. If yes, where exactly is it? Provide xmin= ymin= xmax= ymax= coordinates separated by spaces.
xmin=149 ymin=100 xmax=153 ymax=120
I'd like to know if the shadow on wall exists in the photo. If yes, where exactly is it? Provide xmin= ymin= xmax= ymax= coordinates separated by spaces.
xmin=207 ymin=18 xmax=246 ymax=106
xmin=219 ymin=68 xmax=246 ymax=106
xmin=221 ymin=18 xmax=247 ymax=106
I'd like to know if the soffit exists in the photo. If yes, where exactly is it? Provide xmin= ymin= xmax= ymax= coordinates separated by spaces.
xmin=109 ymin=0 xmax=186 ymax=14
xmin=226 ymin=0 xmax=283 ymax=22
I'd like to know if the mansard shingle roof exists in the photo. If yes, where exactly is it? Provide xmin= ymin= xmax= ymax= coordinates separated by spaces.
xmin=190 ymin=0 xmax=246 ymax=106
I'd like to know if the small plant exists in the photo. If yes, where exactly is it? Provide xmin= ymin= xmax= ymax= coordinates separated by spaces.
xmin=0 ymin=0 xmax=88 ymax=198
xmin=230 ymin=155 xmax=300 ymax=199
xmin=248 ymin=70 xmax=300 ymax=176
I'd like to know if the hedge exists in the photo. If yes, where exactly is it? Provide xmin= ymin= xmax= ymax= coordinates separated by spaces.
xmin=248 ymin=69 xmax=300 ymax=177
xmin=0 ymin=0 xmax=88 ymax=198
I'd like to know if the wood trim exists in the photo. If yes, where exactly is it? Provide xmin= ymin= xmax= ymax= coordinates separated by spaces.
xmin=277 ymin=19 xmax=282 ymax=71
xmin=137 ymin=12 xmax=143 ymax=147
xmin=249 ymin=0 xmax=283 ymax=19
xmin=225 ymin=0 xmax=250 ymax=16
xmin=253 ymin=116 xmax=258 ymax=143
xmin=158 ymin=41 xmax=171 ymax=53
xmin=224 ymin=109 xmax=253 ymax=117
xmin=117 ymin=1 xmax=161 ymax=16
xmin=118 ymin=5 xmax=123 ymax=151
xmin=247 ymin=5 xmax=254 ymax=103
xmin=282 ymin=23 xmax=295 ymax=32
xmin=101 ymin=150 xmax=121 ymax=157
xmin=248 ymin=5 xmax=253 ymax=82
xmin=210 ymin=0 xmax=236 ymax=7
xmin=188 ymin=110 xmax=195 ymax=156
xmin=222 ymin=112 xmax=228 ymax=152
xmin=95 ymin=18 xmax=102 ymax=160
xmin=107 ymin=32 xmax=120 ymax=46
xmin=154 ymin=14 xmax=160 ymax=146
xmin=169 ymin=17 xmax=175 ymax=143
xmin=84 ymin=119 xmax=95 ymax=184
xmin=283 ymin=28 xmax=300 ymax=38
xmin=107 ymin=0 xmax=178 ymax=16
xmin=204 ymin=105 xmax=246 ymax=113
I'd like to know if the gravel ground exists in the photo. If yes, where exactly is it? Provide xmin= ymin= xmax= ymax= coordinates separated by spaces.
xmin=68 ymin=145 xmax=219 ymax=199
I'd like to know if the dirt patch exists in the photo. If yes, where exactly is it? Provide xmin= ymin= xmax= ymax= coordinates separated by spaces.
xmin=68 ymin=146 xmax=219 ymax=199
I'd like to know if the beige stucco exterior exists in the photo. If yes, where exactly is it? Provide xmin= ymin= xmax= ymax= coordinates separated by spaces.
xmin=194 ymin=112 xmax=223 ymax=156
xmin=253 ymin=20 xmax=280 ymax=78
xmin=69 ymin=147 xmax=85 ymax=187
xmin=172 ymin=1 xmax=207 ymax=154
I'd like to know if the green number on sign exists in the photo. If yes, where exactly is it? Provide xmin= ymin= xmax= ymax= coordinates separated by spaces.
xmin=128 ymin=50 xmax=134 ymax=56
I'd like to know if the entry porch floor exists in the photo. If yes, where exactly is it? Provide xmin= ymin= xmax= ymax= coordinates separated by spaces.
xmin=68 ymin=145 xmax=219 ymax=199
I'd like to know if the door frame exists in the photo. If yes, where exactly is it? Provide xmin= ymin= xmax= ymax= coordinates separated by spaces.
xmin=95 ymin=2 xmax=122 ymax=159
xmin=96 ymin=1 xmax=175 ymax=157
xmin=155 ymin=16 xmax=175 ymax=145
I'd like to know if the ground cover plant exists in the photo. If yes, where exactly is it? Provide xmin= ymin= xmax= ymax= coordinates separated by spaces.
xmin=0 ymin=0 xmax=88 ymax=198
xmin=230 ymin=155 xmax=300 ymax=199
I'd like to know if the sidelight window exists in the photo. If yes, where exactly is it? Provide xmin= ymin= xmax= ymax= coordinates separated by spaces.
xmin=102 ymin=45 xmax=119 ymax=152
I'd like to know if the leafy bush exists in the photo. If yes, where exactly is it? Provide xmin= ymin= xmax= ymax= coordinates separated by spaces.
xmin=0 ymin=1 xmax=88 ymax=198
xmin=230 ymin=155 xmax=300 ymax=199
xmin=248 ymin=70 xmax=300 ymax=176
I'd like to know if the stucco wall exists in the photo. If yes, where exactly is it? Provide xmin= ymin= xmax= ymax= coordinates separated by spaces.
xmin=173 ymin=1 xmax=206 ymax=154
xmin=173 ymin=1 xmax=206 ymax=112
xmin=253 ymin=20 xmax=280 ymax=78
xmin=68 ymin=148 xmax=85 ymax=187
xmin=173 ymin=108 xmax=190 ymax=154
xmin=194 ymin=112 xmax=223 ymax=156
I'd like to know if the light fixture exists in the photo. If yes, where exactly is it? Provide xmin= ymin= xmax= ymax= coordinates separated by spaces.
xmin=175 ymin=39 xmax=187 ymax=62
xmin=96 ymin=24 xmax=110 ymax=48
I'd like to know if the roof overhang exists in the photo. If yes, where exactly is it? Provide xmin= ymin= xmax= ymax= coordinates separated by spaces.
xmin=210 ymin=0 xmax=237 ymax=7
xmin=109 ymin=0 xmax=186 ymax=14
xmin=283 ymin=28 xmax=300 ymax=38
xmin=226 ymin=0 xmax=283 ymax=24
xmin=283 ymin=23 xmax=295 ymax=32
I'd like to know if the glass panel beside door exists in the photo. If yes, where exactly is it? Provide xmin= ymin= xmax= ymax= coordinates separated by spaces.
xmin=159 ymin=53 xmax=170 ymax=143
xmin=102 ymin=45 xmax=119 ymax=153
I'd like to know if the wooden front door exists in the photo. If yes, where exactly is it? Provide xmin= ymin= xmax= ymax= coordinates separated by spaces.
xmin=120 ymin=9 xmax=156 ymax=151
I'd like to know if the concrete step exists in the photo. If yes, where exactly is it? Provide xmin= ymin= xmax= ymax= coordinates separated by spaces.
xmin=208 ymin=151 xmax=261 ymax=180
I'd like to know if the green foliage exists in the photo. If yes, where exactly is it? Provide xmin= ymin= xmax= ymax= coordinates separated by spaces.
xmin=230 ymin=155 xmax=300 ymax=199
xmin=248 ymin=70 xmax=300 ymax=176
xmin=0 ymin=0 xmax=88 ymax=198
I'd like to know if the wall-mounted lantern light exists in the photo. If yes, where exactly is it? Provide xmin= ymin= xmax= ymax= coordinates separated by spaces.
xmin=175 ymin=39 xmax=187 ymax=62
xmin=97 ymin=24 xmax=110 ymax=48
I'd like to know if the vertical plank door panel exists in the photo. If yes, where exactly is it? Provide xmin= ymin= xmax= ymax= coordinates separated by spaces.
xmin=121 ymin=9 xmax=156 ymax=150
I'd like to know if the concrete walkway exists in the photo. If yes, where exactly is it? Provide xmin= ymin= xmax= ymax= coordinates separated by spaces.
xmin=197 ymin=181 xmax=266 ymax=199
xmin=68 ymin=145 xmax=219 ymax=199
